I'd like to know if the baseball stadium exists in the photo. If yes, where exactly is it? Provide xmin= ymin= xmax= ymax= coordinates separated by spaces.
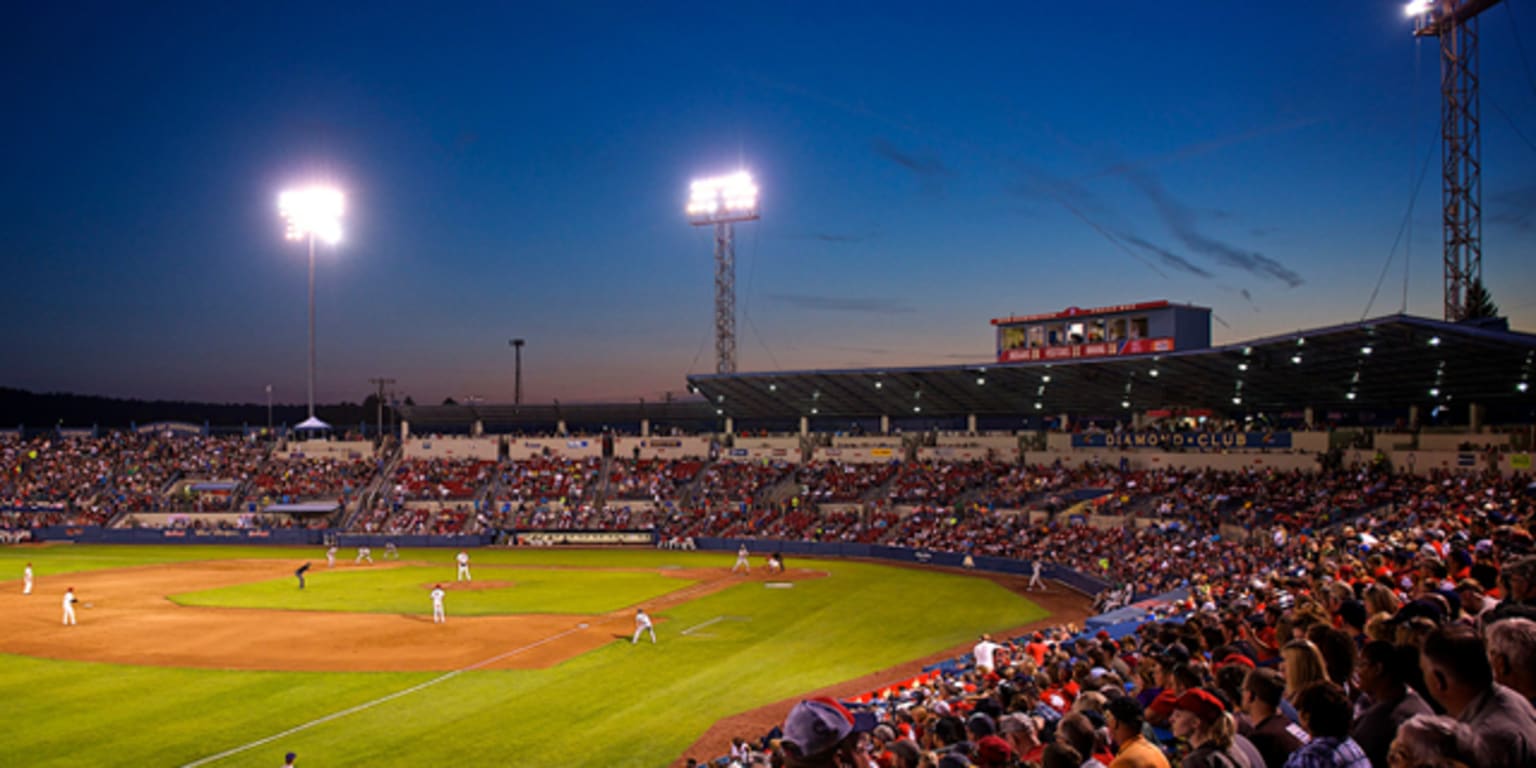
xmin=7 ymin=3 xmax=1536 ymax=768
xmin=4 ymin=294 xmax=1536 ymax=767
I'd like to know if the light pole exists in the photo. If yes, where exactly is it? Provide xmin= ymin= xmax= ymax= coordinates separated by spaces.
xmin=686 ymin=171 xmax=759 ymax=374
xmin=278 ymin=186 xmax=345 ymax=431
xmin=265 ymin=384 xmax=273 ymax=437
xmin=509 ymin=338 xmax=525 ymax=405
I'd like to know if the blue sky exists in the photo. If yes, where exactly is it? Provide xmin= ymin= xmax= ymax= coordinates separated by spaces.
xmin=2 ymin=1 xmax=1534 ymax=405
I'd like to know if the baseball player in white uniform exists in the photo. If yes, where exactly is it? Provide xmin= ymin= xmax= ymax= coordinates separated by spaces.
xmin=23 ymin=563 xmax=33 ymax=595
xmin=62 ymin=587 xmax=78 ymax=626
xmin=1028 ymin=559 xmax=1044 ymax=591
xmin=456 ymin=550 xmax=471 ymax=581
xmin=731 ymin=544 xmax=750 ymax=574
xmin=631 ymin=608 xmax=656 ymax=644
xmin=356 ymin=546 xmax=373 ymax=565
xmin=430 ymin=584 xmax=446 ymax=624
xmin=326 ymin=545 xmax=337 ymax=568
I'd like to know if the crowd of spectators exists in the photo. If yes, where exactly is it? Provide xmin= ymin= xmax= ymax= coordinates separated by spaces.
xmin=707 ymin=465 xmax=1536 ymax=768
xmin=391 ymin=458 xmax=496 ymax=500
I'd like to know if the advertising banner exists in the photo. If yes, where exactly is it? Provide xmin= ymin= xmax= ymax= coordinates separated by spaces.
xmin=1072 ymin=432 xmax=1292 ymax=449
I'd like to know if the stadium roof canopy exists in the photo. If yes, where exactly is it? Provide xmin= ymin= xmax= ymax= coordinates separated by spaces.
xmin=685 ymin=314 xmax=1536 ymax=420
xmin=395 ymin=314 xmax=1535 ymax=430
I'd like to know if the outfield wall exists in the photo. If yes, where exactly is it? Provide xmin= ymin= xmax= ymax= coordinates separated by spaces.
xmin=694 ymin=537 xmax=1110 ymax=596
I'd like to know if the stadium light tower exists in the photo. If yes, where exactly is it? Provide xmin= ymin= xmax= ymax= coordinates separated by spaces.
xmin=278 ymin=185 xmax=345 ymax=431
xmin=1405 ymin=0 xmax=1503 ymax=320
xmin=687 ymin=171 xmax=760 ymax=375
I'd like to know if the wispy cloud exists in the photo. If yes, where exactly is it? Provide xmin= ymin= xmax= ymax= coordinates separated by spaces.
xmin=768 ymin=293 xmax=917 ymax=315
xmin=1118 ymin=166 xmax=1304 ymax=287
xmin=873 ymin=138 xmax=950 ymax=195
xmin=1122 ymin=235 xmax=1214 ymax=278
xmin=1488 ymin=185 xmax=1536 ymax=232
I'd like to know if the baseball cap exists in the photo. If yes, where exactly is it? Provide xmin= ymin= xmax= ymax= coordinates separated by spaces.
xmin=1173 ymin=689 xmax=1226 ymax=724
xmin=782 ymin=698 xmax=876 ymax=758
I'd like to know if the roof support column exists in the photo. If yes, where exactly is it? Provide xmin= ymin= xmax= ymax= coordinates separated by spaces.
xmin=472 ymin=419 xmax=484 ymax=437
xmin=1469 ymin=402 xmax=1485 ymax=432
xmin=880 ymin=415 xmax=890 ymax=435
xmin=1409 ymin=405 xmax=1421 ymax=431
xmin=641 ymin=418 xmax=650 ymax=438
xmin=967 ymin=413 xmax=977 ymax=434
xmin=1304 ymin=406 xmax=1316 ymax=429
xmin=400 ymin=419 xmax=410 ymax=440
xmin=799 ymin=416 xmax=809 ymax=437
xmin=557 ymin=419 xmax=567 ymax=436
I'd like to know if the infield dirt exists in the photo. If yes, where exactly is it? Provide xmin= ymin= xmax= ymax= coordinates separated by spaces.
xmin=0 ymin=558 xmax=826 ymax=672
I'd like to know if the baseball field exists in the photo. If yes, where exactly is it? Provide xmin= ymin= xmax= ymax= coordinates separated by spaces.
xmin=0 ymin=544 xmax=1060 ymax=767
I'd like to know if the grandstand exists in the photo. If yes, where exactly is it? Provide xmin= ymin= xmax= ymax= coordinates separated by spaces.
xmin=4 ymin=305 xmax=1535 ymax=767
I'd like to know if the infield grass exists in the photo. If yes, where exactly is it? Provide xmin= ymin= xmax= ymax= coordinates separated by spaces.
xmin=0 ymin=545 xmax=1048 ymax=767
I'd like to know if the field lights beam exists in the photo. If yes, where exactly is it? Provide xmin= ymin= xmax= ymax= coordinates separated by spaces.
xmin=686 ymin=171 xmax=759 ymax=224
xmin=279 ymin=187 xmax=345 ymax=245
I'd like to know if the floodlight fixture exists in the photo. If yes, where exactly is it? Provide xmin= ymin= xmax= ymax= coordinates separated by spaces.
xmin=686 ymin=171 xmax=760 ymax=225
xmin=279 ymin=187 xmax=345 ymax=245
xmin=687 ymin=169 xmax=761 ymax=375
xmin=278 ymin=183 xmax=347 ymax=428
xmin=1404 ymin=0 xmax=1433 ymax=17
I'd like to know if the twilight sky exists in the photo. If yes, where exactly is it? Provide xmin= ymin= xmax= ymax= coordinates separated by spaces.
xmin=3 ymin=1 xmax=1534 ymax=406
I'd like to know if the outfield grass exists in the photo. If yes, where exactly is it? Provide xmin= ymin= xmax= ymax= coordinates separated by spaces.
xmin=174 ymin=565 xmax=697 ymax=615
xmin=0 ymin=545 xmax=1047 ymax=767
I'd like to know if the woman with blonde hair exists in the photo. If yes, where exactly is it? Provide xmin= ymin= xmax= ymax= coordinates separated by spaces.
xmin=1169 ymin=689 xmax=1244 ymax=768
xmin=1280 ymin=639 xmax=1329 ymax=704
xmin=1364 ymin=583 xmax=1401 ymax=618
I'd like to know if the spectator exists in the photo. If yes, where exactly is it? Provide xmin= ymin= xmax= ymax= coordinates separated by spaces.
xmin=1485 ymin=617 xmax=1536 ymax=706
xmin=1281 ymin=641 xmax=1330 ymax=707
xmin=1169 ymin=689 xmax=1245 ymax=768
xmin=1105 ymin=697 xmax=1168 ymax=768
xmin=1484 ymin=556 xmax=1536 ymax=625
xmin=1243 ymin=669 xmax=1308 ymax=768
xmin=1385 ymin=714 xmax=1476 ymax=768
xmin=1418 ymin=624 xmax=1536 ymax=768
xmin=1351 ymin=641 xmax=1432 ymax=768
xmin=1283 ymin=681 xmax=1369 ymax=767
xmin=779 ymin=698 xmax=876 ymax=768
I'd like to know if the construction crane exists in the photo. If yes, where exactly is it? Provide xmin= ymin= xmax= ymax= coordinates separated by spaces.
xmin=1406 ymin=0 xmax=1504 ymax=321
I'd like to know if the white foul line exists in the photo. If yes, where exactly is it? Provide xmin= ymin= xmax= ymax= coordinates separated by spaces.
xmin=680 ymin=616 xmax=725 ymax=636
xmin=179 ymin=624 xmax=588 ymax=768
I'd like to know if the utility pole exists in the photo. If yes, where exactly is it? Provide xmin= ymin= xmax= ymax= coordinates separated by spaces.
xmin=369 ymin=377 xmax=396 ymax=443
xmin=509 ymin=338 xmax=525 ymax=405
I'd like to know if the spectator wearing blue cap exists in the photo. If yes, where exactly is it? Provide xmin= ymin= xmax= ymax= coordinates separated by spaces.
xmin=779 ymin=698 xmax=876 ymax=768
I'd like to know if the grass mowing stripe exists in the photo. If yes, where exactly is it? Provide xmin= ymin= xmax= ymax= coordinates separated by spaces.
xmin=178 ymin=623 xmax=589 ymax=768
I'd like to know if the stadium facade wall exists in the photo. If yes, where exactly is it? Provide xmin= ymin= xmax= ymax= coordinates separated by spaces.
xmin=813 ymin=446 xmax=902 ymax=464
xmin=280 ymin=439 xmax=373 ymax=460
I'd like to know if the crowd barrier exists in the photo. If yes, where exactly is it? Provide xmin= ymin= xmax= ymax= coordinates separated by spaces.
xmin=27 ymin=526 xmax=324 ymax=545
xmin=693 ymin=537 xmax=1110 ymax=596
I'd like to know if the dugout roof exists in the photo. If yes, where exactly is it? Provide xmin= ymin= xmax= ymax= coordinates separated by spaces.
xmin=686 ymin=314 xmax=1536 ymax=420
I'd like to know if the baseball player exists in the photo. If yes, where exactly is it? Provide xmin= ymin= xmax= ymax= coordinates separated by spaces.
xmin=430 ymin=584 xmax=446 ymax=624
xmin=767 ymin=552 xmax=784 ymax=574
xmin=731 ymin=544 xmax=750 ymax=574
xmin=456 ymin=550 xmax=471 ymax=581
xmin=326 ymin=545 xmax=337 ymax=568
xmin=356 ymin=545 xmax=373 ymax=565
xmin=295 ymin=562 xmax=311 ymax=590
xmin=1028 ymin=559 xmax=1045 ymax=591
xmin=631 ymin=608 xmax=656 ymax=644
xmin=282 ymin=751 xmax=298 ymax=768
xmin=23 ymin=562 xmax=32 ymax=595
xmin=62 ymin=586 xmax=78 ymax=626
xmin=384 ymin=541 xmax=399 ymax=560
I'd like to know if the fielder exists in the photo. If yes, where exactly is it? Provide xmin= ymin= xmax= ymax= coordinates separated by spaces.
xmin=731 ymin=544 xmax=750 ymax=575
xmin=295 ymin=562 xmax=311 ymax=590
xmin=326 ymin=545 xmax=337 ymax=568
xmin=767 ymin=552 xmax=784 ymax=574
xmin=430 ymin=584 xmax=446 ymax=624
xmin=23 ymin=562 xmax=33 ymax=595
xmin=456 ymin=550 xmax=471 ymax=581
xmin=356 ymin=546 xmax=373 ymax=565
xmin=62 ymin=586 xmax=78 ymax=626
xmin=1028 ymin=559 xmax=1044 ymax=591
xmin=631 ymin=608 xmax=656 ymax=644
xmin=385 ymin=541 xmax=399 ymax=560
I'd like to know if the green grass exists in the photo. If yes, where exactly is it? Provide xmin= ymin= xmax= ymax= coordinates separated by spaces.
xmin=173 ymin=566 xmax=696 ymax=615
xmin=0 ymin=545 xmax=1048 ymax=767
